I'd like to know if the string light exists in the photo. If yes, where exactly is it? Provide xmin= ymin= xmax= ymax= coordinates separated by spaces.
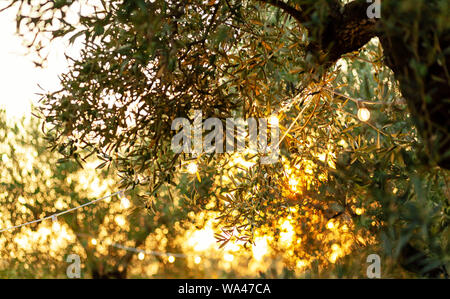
xmin=0 ymin=190 xmax=124 ymax=233
xmin=0 ymin=189 xmax=212 ymax=266
xmin=110 ymin=243 xmax=187 ymax=259
xmin=73 ymin=232 xmax=208 ymax=265
xmin=119 ymin=191 xmax=131 ymax=209
xmin=1 ymin=188 xmax=221 ymax=266
xmin=268 ymin=115 xmax=279 ymax=126
xmin=357 ymin=107 xmax=371 ymax=122
xmin=51 ymin=215 xmax=60 ymax=232
xmin=322 ymin=87 xmax=375 ymax=122
xmin=186 ymin=162 xmax=198 ymax=174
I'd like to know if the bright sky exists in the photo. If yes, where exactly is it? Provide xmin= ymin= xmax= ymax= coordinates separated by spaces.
xmin=0 ymin=6 xmax=79 ymax=121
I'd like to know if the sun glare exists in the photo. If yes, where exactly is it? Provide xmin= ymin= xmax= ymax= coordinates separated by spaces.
xmin=0 ymin=6 xmax=82 ymax=120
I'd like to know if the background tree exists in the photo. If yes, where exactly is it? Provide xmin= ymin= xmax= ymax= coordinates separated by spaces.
xmin=0 ymin=111 xmax=232 ymax=278
xmin=1 ymin=110 xmax=304 ymax=278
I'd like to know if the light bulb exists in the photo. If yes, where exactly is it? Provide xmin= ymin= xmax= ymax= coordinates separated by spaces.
xmin=357 ymin=107 xmax=371 ymax=122
xmin=186 ymin=162 xmax=198 ymax=174
xmin=91 ymin=238 xmax=98 ymax=245
xmin=138 ymin=252 xmax=145 ymax=260
xmin=268 ymin=115 xmax=279 ymax=126
xmin=52 ymin=220 xmax=60 ymax=232
xmin=168 ymin=255 xmax=175 ymax=263
xmin=194 ymin=256 xmax=202 ymax=264
xmin=119 ymin=191 xmax=130 ymax=209
xmin=51 ymin=215 xmax=60 ymax=231
xmin=121 ymin=197 xmax=131 ymax=209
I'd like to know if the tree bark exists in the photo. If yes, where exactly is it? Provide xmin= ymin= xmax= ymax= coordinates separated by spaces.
xmin=378 ymin=2 xmax=450 ymax=169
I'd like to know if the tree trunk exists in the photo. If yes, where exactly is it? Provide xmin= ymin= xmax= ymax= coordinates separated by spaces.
xmin=378 ymin=6 xmax=450 ymax=169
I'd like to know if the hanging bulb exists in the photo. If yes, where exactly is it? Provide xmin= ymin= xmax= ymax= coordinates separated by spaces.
xmin=194 ymin=256 xmax=202 ymax=264
xmin=119 ymin=191 xmax=131 ymax=209
xmin=168 ymin=255 xmax=175 ymax=263
xmin=121 ymin=197 xmax=131 ymax=209
xmin=268 ymin=114 xmax=279 ymax=126
xmin=138 ymin=252 xmax=145 ymax=260
xmin=186 ymin=162 xmax=198 ymax=174
xmin=52 ymin=215 xmax=60 ymax=232
xmin=91 ymin=238 xmax=98 ymax=246
xmin=357 ymin=107 xmax=371 ymax=122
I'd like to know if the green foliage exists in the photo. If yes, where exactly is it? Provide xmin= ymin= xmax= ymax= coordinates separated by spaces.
xmin=0 ymin=111 xmax=206 ymax=278
xmin=2 ymin=0 xmax=449 ymax=277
